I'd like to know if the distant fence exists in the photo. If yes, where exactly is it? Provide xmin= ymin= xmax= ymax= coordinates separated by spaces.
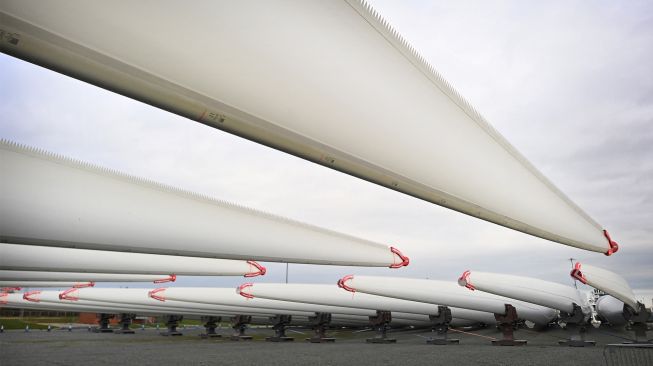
xmin=604 ymin=344 xmax=653 ymax=366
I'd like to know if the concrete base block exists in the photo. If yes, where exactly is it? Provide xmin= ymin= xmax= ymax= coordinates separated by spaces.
xmin=306 ymin=337 xmax=336 ymax=343
xmin=160 ymin=331 xmax=183 ymax=336
xmin=492 ymin=339 xmax=527 ymax=346
xmin=559 ymin=339 xmax=596 ymax=347
xmin=366 ymin=337 xmax=397 ymax=344
xmin=230 ymin=335 xmax=253 ymax=341
xmin=426 ymin=338 xmax=459 ymax=345
xmin=266 ymin=336 xmax=295 ymax=342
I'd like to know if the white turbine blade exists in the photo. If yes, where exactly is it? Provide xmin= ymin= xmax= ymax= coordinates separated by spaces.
xmin=65 ymin=287 xmax=311 ymax=318
xmin=570 ymin=263 xmax=638 ymax=309
xmin=0 ymin=1 xmax=616 ymax=254
xmin=4 ymin=291 xmax=331 ymax=326
xmin=0 ymin=141 xmax=407 ymax=267
xmin=0 ymin=270 xmax=178 ymax=284
xmin=457 ymin=270 xmax=588 ymax=314
xmin=0 ymin=281 xmax=95 ymax=288
xmin=239 ymin=282 xmax=496 ymax=324
xmin=595 ymin=295 xmax=628 ymax=326
xmin=158 ymin=287 xmax=444 ymax=324
xmin=3 ymin=291 xmax=215 ymax=317
xmin=160 ymin=287 xmax=375 ymax=317
xmin=0 ymin=243 xmax=264 ymax=276
xmin=340 ymin=275 xmax=558 ymax=326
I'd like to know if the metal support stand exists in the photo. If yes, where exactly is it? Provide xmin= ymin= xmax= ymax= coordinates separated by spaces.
xmin=200 ymin=316 xmax=222 ymax=338
xmin=366 ymin=310 xmax=396 ymax=343
xmin=160 ymin=315 xmax=183 ymax=336
xmin=266 ymin=314 xmax=294 ymax=342
xmin=426 ymin=306 xmax=459 ymax=345
xmin=558 ymin=304 xmax=595 ymax=347
xmin=492 ymin=304 xmax=527 ymax=346
xmin=306 ymin=312 xmax=335 ymax=343
xmin=113 ymin=313 xmax=136 ymax=334
xmin=230 ymin=315 xmax=253 ymax=341
xmin=93 ymin=313 xmax=114 ymax=333
xmin=623 ymin=303 xmax=652 ymax=344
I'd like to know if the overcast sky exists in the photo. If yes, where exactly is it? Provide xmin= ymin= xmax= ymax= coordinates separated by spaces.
xmin=0 ymin=1 xmax=651 ymax=297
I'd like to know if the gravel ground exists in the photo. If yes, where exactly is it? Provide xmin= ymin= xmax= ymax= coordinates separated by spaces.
xmin=0 ymin=325 xmax=650 ymax=366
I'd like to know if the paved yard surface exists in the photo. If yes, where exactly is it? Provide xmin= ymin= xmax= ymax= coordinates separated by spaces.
xmin=0 ymin=325 xmax=649 ymax=365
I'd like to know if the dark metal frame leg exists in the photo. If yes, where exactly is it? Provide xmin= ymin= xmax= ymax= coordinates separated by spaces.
xmin=93 ymin=313 xmax=115 ymax=333
xmin=366 ymin=310 xmax=396 ymax=344
xmin=266 ymin=314 xmax=294 ymax=342
xmin=230 ymin=315 xmax=253 ymax=341
xmin=113 ymin=313 xmax=136 ymax=334
xmin=623 ymin=303 xmax=652 ymax=344
xmin=200 ymin=316 xmax=222 ymax=339
xmin=160 ymin=315 xmax=183 ymax=336
xmin=491 ymin=304 xmax=527 ymax=346
xmin=426 ymin=306 xmax=459 ymax=345
xmin=306 ymin=312 xmax=335 ymax=343
xmin=557 ymin=304 xmax=595 ymax=347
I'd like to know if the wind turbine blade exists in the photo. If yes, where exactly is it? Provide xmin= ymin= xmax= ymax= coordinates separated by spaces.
xmin=0 ymin=243 xmax=264 ymax=276
xmin=0 ymin=0 xmax=616 ymax=254
xmin=0 ymin=141 xmax=406 ymax=267
xmin=0 ymin=270 xmax=177 ymax=284
xmin=239 ymin=282 xmax=496 ymax=324
xmin=570 ymin=263 xmax=638 ymax=309
xmin=457 ymin=270 xmax=589 ymax=315
xmin=339 ymin=275 xmax=558 ymax=326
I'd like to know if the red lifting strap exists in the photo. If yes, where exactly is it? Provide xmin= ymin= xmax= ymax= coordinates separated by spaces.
xmin=389 ymin=246 xmax=410 ymax=268
xmin=0 ymin=292 xmax=8 ymax=305
xmin=570 ymin=262 xmax=587 ymax=284
xmin=59 ymin=288 xmax=79 ymax=301
xmin=458 ymin=270 xmax=476 ymax=291
xmin=154 ymin=274 xmax=176 ymax=284
xmin=73 ymin=282 xmax=95 ymax=288
xmin=337 ymin=275 xmax=356 ymax=293
xmin=148 ymin=288 xmax=167 ymax=302
xmin=23 ymin=290 xmax=41 ymax=303
xmin=1 ymin=287 xmax=21 ymax=292
xmin=237 ymin=283 xmax=254 ymax=299
xmin=245 ymin=261 xmax=267 ymax=277
xmin=603 ymin=230 xmax=619 ymax=256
